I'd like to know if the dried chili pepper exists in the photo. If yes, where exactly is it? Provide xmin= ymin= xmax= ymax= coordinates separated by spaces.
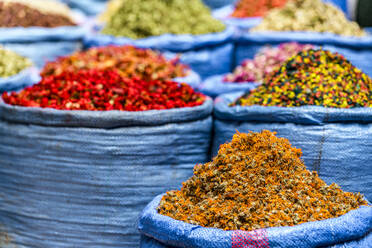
xmin=41 ymin=45 xmax=188 ymax=82
xmin=224 ymin=42 xmax=313 ymax=83
xmin=2 ymin=69 xmax=205 ymax=111
xmin=158 ymin=130 xmax=368 ymax=231
xmin=232 ymin=49 xmax=372 ymax=108
xmin=231 ymin=0 xmax=287 ymax=18
xmin=0 ymin=1 xmax=75 ymax=28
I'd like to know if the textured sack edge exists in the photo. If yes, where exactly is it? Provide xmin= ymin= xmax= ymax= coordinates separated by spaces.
xmin=0 ymin=66 xmax=39 ymax=92
xmin=0 ymin=96 xmax=213 ymax=128
xmin=173 ymin=70 xmax=201 ymax=89
xmin=83 ymin=26 xmax=235 ymax=52
xmin=213 ymin=5 xmax=262 ymax=29
xmin=199 ymin=74 xmax=259 ymax=98
xmin=234 ymin=31 xmax=372 ymax=48
xmin=214 ymin=92 xmax=372 ymax=124
xmin=139 ymin=195 xmax=372 ymax=248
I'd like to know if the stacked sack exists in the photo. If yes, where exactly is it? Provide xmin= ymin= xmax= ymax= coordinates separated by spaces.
xmin=85 ymin=0 xmax=234 ymax=79
xmin=0 ymin=45 xmax=213 ymax=247
xmin=234 ymin=0 xmax=372 ymax=78
xmin=0 ymin=0 xmax=86 ymax=66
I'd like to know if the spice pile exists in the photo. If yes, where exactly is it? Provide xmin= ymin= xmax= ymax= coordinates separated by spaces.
xmin=99 ymin=0 xmax=123 ymax=23
xmin=101 ymin=0 xmax=226 ymax=39
xmin=224 ymin=42 xmax=313 ymax=83
xmin=2 ymin=70 xmax=205 ymax=111
xmin=158 ymin=130 xmax=368 ymax=231
xmin=231 ymin=0 xmax=287 ymax=18
xmin=0 ymin=0 xmax=76 ymax=27
xmin=0 ymin=47 xmax=32 ymax=78
xmin=232 ymin=49 xmax=372 ymax=108
xmin=41 ymin=45 xmax=188 ymax=81
xmin=251 ymin=0 xmax=365 ymax=37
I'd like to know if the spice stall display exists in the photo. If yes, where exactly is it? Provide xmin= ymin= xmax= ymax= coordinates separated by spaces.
xmin=84 ymin=0 xmax=234 ymax=79
xmin=0 ymin=47 xmax=39 ymax=92
xmin=213 ymin=49 xmax=372 ymax=202
xmin=41 ymin=45 xmax=201 ymax=89
xmin=199 ymin=42 xmax=312 ymax=97
xmin=138 ymin=131 xmax=371 ymax=248
xmin=234 ymin=0 xmax=372 ymax=78
xmin=0 ymin=0 xmax=86 ymax=67
xmin=213 ymin=0 xmax=287 ymax=29
xmin=0 ymin=69 xmax=213 ymax=247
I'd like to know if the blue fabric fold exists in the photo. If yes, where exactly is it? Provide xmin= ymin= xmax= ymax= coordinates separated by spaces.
xmin=199 ymin=74 xmax=259 ymax=98
xmin=139 ymin=195 xmax=372 ymax=248
xmin=0 ymin=66 xmax=40 ymax=93
xmin=213 ymin=5 xmax=262 ymax=29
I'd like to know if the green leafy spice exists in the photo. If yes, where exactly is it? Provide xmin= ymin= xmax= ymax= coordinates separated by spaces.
xmin=101 ymin=0 xmax=226 ymax=39
xmin=0 ymin=47 xmax=32 ymax=78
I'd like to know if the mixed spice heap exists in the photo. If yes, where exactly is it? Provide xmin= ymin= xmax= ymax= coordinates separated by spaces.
xmin=0 ymin=0 xmax=76 ymax=28
xmin=41 ymin=45 xmax=189 ymax=81
xmin=251 ymin=0 xmax=365 ymax=37
xmin=101 ymin=0 xmax=225 ymax=39
xmin=158 ymin=131 xmax=368 ymax=231
xmin=224 ymin=42 xmax=313 ymax=83
xmin=2 ymin=70 xmax=205 ymax=111
xmin=0 ymin=47 xmax=32 ymax=78
xmin=233 ymin=49 xmax=372 ymax=108
xmin=231 ymin=0 xmax=287 ymax=18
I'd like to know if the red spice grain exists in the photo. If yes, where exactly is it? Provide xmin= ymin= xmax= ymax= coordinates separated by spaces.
xmin=2 ymin=69 xmax=205 ymax=111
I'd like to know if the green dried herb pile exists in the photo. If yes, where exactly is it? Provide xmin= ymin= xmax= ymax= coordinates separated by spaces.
xmin=158 ymin=130 xmax=368 ymax=231
xmin=252 ymin=0 xmax=365 ymax=37
xmin=0 ymin=47 xmax=32 ymax=78
xmin=101 ymin=0 xmax=226 ymax=39
xmin=233 ymin=49 xmax=372 ymax=108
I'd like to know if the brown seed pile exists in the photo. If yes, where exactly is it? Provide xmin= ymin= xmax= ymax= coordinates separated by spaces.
xmin=158 ymin=130 xmax=368 ymax=231
xmin=0 ymin=1 xmax=76 ymax=28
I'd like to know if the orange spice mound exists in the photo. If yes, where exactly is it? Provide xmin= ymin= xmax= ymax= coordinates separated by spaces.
xmin=158 ymin=130 xmax=368 ymax=231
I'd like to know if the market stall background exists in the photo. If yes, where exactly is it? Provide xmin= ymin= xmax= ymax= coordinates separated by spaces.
xmin=0 ymin=0 xmax=371 ymax=248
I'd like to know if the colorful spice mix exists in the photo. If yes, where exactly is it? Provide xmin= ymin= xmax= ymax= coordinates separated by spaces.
xmin=231 ymin=0 xmax=287 ymax=18
xmin=251 ymin=0 xmax=365 ymax=37
xmin=2 ymin=70 xmax=205 ymax=111
xmin=232 ymin=49 xmax=372 ymax=108
xmin=0 ymin=47 xmax=32 ymax=78
xmin=224 ymin=42 xmax=313 ymax=83
xmin=101 ymin=0 xmax=226 ymax=39
xmin=158 ymin=130 xmax=368 ymax=231
xmin=41 ymin=45 xmax=188 ymax=82
xmin=0 ymin=0 xmax=75 ymax=28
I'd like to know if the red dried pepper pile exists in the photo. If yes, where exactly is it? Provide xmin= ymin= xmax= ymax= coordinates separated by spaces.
xmin=2 ymin=70 xmax=205 ymax=111
xmin=41 ymin=45 xmax=188 ymax=82
xmin=231 ymin=0 xmax=287 ymax=18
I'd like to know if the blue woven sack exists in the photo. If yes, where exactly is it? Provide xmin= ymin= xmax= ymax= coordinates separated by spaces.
xmin=0 ymin=17 xmax=86 ymax=67
xmin=139 ymin=195 xmax=372 ymax=248
xmin=0 ymin=97 xmax=213 ymax=248
xmin=203 ymin=0 xmax=236 ymax=9
xmin=0 ymin=66 xmax=40 ymax=93
xmin=324 ymin=0 xmax=347 ymax=14
xmin=199 ymin=74 xmax=259 ymax=98
xmin=173 ymin=70 xmax=201 ymax=89
xmin=213 ymin=5 xmax=262 ymax=29
xmin=234 ymin=31 xmax=372 ymax=77
xmin=84 ymin=27 xmax=235 ymax=79
xmin=65 ymin=0 xmax=106 ymax=16
xmin=213 ymin=92 xmax=372 ymax=201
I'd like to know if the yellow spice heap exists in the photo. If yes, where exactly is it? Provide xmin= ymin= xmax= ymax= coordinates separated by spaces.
xmin=159 ymin=131 xmax=368 ymax=231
